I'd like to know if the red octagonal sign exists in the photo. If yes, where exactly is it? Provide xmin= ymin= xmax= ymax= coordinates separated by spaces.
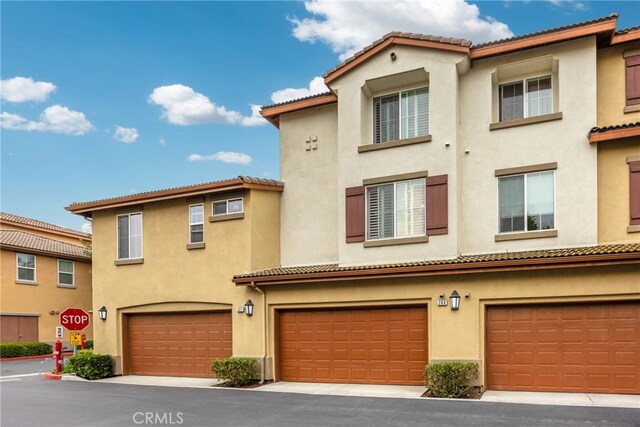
xmin=60 ymin=307 xmax=90 ymax=331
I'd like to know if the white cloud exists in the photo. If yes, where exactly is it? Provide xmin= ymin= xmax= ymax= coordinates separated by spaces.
xmin=0 ymin=105 xmax=93 ymax=135
xmin=241 ymin=104 xmax=267 ymax=126
xmin=149 ymin=84 xmax=264 ymax=127
xmin=289 ymin=0 xmax=513 ymax=60
xmin=547 ymin=0 xmax=588 ymax=10
xmin=81 ymin=223 xmax=92 ymax=234
xmin=159 ymin=138 xmax=167 ymax=146
xmin=0 ymin=77 xmax=56 ymax=103
xmin=113 ymin=126 xmax=139 ymax=143
xmin=270 ymin=76 xmax=329 ymax=104
xmin=187 ymin=151 xmax=253 ymax=165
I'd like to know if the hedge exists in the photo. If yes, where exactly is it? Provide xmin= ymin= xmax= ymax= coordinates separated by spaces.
xmin=423 ymin=362 xmax=479 ymax=398
xmin=75 ymin=340 xmax=94 ymax=351
xmin=0 ymin=342 xmax=52 ymax=358
xmin=211 ymin=357 xmax=257 ymax=387
xmin=62 ymin=350 xmax=113 ymax=380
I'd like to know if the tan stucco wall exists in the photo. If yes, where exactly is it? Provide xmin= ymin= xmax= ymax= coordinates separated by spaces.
xmin=0 ymin=248 xmax=93 ymax=342
xmin=459 ymin=37 xmax=598 ymax=253
xmin=261 ymin=264 xmax=640 ymax=385
xmin=90 ymin=189 xmax=279 ymax=372
xmin=597 ymin=41 xmax=640 ymax=127
xmin=598 ymin=136 xmax=640 ymax=243
xmin=279 ymin=105 xmax=339 ymax=266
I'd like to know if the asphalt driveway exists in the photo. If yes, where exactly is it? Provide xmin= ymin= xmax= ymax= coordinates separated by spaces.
xmin=1 ymin=375 xmax=638 ymax=427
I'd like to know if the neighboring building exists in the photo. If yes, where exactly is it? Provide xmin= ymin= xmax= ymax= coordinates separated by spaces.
xmin=233 ymin=14 xmax=640 ymax=394
xmin=0 ymin=213 xmax=92 ymax=344
xmin=66 ymin=177 xmax=282 ymax=377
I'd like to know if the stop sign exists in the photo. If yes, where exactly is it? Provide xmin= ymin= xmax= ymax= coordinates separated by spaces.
xmin=59 ymin=307 xmax=90 ymax=331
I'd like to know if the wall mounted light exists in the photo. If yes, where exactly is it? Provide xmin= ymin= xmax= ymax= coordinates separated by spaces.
xmin=244 ymin=300 xmax=254 ymax=317
xmin=450 ymin=291 xmax=461 ymax=311
xmin=98 ymin=306 xmax=107 ymax=321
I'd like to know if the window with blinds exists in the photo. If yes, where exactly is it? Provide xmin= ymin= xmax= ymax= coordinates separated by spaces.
xmin=498 ymin=171 xmax=554 ymax=233
xmin=366 ymin=179 xmax=426 ymax=240
xmin=499 ymin=75 xmax=551 ymax=122
xmin=373 ymin=87 xmax=428 ymax=143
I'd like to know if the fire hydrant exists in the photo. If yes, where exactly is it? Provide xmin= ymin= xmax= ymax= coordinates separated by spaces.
xmin=54 ymin=340 xmax=62 ymax=374
xmin=81 ymin=333 xmax=86 ymax=350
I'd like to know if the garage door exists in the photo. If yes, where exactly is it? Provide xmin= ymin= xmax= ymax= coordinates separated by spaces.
xmin=279 ymin=306 xmax=427 ymax=385
xmin=0 ymin=315 xmax=38 ymax=343
xmin=127 ymin=311 xmax=232 ymax=378
xmin=486 ymin=302 xmax=640 ymax=394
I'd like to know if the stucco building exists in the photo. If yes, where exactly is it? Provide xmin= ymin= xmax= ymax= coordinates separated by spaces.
xmin=0 ymin=213 xmax=92 ymax=344
xmin=234 ymin=14 xmax=640 ymax=394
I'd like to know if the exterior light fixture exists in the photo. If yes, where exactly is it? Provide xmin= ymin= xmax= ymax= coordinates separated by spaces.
xmin=98 ymin=306 xmax=107 ymax=321
xmin=244 ymin=300 xmax=254 ymax=317
xmin=449 ymin=291 xmax=461 ymax=311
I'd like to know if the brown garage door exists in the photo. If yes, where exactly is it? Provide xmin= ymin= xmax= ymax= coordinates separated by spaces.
xmin=0 ymin=315 xmax=38 ymax=343
xmin=279 ymin=306 xmax=427 ymax=385
xmin=486 ymin=302 xmax=640 ymax=394
xmin=127 ymin=311 xmax=232 ymax=378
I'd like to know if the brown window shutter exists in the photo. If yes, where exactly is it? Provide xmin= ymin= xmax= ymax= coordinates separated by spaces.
xmin=346 ymin=186 xmax=365 ymax=243
xmin=626 ymin=55 xmax=640 ymax=106
xmin=630 ymin=161 xmax=640 ymax=225
xmin=426 ymin=175 xmax=448 ymax=235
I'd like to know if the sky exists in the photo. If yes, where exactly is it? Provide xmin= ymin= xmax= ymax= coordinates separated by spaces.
xmin=1 ymin=1 xmax=639 ymax=233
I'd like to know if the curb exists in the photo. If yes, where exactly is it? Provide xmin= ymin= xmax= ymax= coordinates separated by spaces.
xmin=0 ymin=352 xmax=73 ymax=362
xmin=43 ymin=372 xmax=62 ymax=380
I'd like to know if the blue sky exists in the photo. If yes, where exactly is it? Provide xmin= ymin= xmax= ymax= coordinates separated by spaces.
xmin=1 ymin=1 xmax=638 ymax=232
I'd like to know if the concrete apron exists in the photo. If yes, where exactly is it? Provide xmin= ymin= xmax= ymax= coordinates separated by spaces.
xmin=96 ymin=375 xmax=223 ymax=388
xmin=481 ymin=390 xmax=640 ymax=409
xmin=257 ymin=381 xmax=426 ymax=399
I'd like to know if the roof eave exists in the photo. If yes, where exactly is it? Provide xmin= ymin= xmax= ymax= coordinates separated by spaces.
xmin=589 ymin=126 xmax=640 ymax=143
xmin=0 ymin=243 xmax=91 ymax=262
xmin=0 ymin=219 xmax=91 ymax=241
xmin=471 ymin=17 xmax=617 ymax=60
xmin=260 ymin=93 xmax=338 ymax=129
xmin=611 ymin=28 xmax=640 ymax=45
xmin=233 ymin=252 xmax=640 ymax=286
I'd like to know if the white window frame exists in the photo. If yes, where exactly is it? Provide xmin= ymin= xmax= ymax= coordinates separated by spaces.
xmin=212 ymin=197 xmax=244 ymax=216
xmin=57 ymin=259 xmax=75 ymax=287
xmin=498 ymin=74 xmax=553 ymax=122
xmin=365 ymin=178 xmax=427 ymax=241
xmin=497 ymin=171 xmax=557 ymax=234
xmin=189 ymin=203 xmax=205 ymax=244
xmin=116 ymin=212 xmax=143 ymax=260
xmin=373 ymin=85 xmax=429 ymax=143
xmin=16 ymin=253 xmax=36 ymax=283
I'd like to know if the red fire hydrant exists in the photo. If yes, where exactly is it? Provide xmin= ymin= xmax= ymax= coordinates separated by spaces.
xmin=54 ymin=340 xmax=62 ymax=374
xmin=81 ymin=333 xmax=86 ymax=350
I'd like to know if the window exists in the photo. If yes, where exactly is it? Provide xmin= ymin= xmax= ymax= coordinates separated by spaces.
xmin=117 ymin=212 xmax=142 ymax=259
xmin=58 ymin=260 xmax=74 ymax=287
xmin=188 ymin=204 xmax=204 ymax=243
xmin=366 ymin=179 xmax=426 ymax=240
xmin=499 ymin=171 xmax=555 ymax=233
xmin=16 ymin=253 xmax=36 ymax=282
xmin=212 ymin=198 xmax=243 ymax=216
xmin=373 ymin=87 xmax=428 ymax=143
xmin=499 ymin=76 xmax=552 ymax=122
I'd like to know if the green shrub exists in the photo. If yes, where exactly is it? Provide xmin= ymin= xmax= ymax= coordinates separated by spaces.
xmin=211 ymin=357 xmax=257 ymax=387
xmin=0 ymin=342 xmax=52 ymax=358
xmin=423 ymin=362 xmax=479 ymax=398
xmin=23 ymin=342 xmax=52 ymax=356
xmin=75 ymin=340 xmax=94 ymax=351
xmin=64 ymin=350 xmax=113 ymax=380
xmin=0 ymin=343 xmax=26 ymax=358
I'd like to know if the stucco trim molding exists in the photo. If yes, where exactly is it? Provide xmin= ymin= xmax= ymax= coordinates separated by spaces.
xmin=363 ymin=171 xmax=429 ymax=186
xmin=209 ymin=212 xmax=244 ymax=222
xmin=627 ymin=225 xmax=640 ymax=233
xmin=15 ymin=280 xmax=38 ymax=286
xmin=114 ymin=258 xmax=144 ymax=266
xmin=495 ymin=162 xmax=558 ymax=177
xmin=119 ymin=301 xmax=232 ymax=314
xmin=364 ymin=235 xmax=429 ymax=248
xmin=358 ymin=135 xmax=432 ymax=153
xmin=495 ymin=230 xmax=558 ymax=242
xmin=0 ymin=312 xmax=41 ymax=317
xmin=626 ymin=155 xmax=640 ymax=164
xmin=624 ymin=105 xmax=640 ymax=114
xmin=186 ymin=242 xmax=206 ymax=250
xmin=489 ymin=112 xmax=563 ymax=131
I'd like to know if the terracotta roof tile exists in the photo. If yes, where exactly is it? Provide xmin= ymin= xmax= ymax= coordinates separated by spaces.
xmin=261 ymin=92 xmax=334 ymax=111
xmin=67 ymin=176 xmax=284 ymax=213
xmin=589 ymin=122 xmax=640 ymax=134
xmin=0 ymin=212 xmax=90 ymax=239
xmin=471 ymin=13 xmax=618 ymax=49
xmin=0 ymin=229 xmax=90 ymax=260
xmin=323 ymin=32 xmax=472 ymax=78
xmin=234 ymin=242 xmax=640 ymax=281
xmin=615 ymin=25 xmax=640 ymax=35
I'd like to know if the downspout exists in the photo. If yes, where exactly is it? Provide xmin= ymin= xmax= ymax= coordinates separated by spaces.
xmin=250 ymin=281 xmax=267 ymax=384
